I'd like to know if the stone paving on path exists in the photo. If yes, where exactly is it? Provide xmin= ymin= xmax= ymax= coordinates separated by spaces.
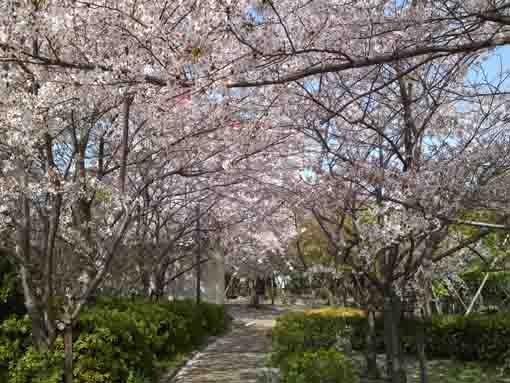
xmin=165 ymin=304 xmax=286 ymax=383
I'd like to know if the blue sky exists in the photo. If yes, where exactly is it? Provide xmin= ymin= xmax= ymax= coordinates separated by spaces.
xmin=468 ymin=46 xmax=510 ymax=87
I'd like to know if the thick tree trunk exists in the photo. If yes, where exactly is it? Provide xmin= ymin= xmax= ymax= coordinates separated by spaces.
xmin=64 ymin=323 xmax=73 ymax=383
xmin=29 ymin=309 xmax=53 ymax=351
xmin=384 ymin=294 xmax=406 ymax=383
xmin=153 ymin=272 xmax=166 ymax=301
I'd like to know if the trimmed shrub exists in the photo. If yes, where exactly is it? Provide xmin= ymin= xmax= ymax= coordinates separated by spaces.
xmin=280 ymin=348 xmax=358 ymax=383
xmin=271 ymin=308 xmax=366 ymax=365
xmin=413 ymin=313 xmax=510 ymax=363
xmin=75 ymin=308 xmax=158 ymax=382
xmin=0 ymin=299 xmax=228 ymax=383
xmin=270 ymin=310 xmax=362 ymax=382
xmin=272 ymin=307 xmax=510 ymax=365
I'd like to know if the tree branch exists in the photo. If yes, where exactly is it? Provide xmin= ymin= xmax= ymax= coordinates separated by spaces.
xmin=227 ymin=37 xmax=510 ymax=88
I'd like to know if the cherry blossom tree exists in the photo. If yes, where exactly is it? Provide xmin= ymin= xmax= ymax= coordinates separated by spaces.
xmin=3 ymin=2 xmax=510 ymax=383
xmin=217 ymin=2 xmax=510 ymax=381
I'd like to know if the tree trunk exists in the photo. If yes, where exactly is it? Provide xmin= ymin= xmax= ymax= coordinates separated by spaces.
xmin=422 ymin=286 xmax=432 ymax=318
xmin=250 ymin=286 xmax=259 ymax=307
xmin=416 ymin=309 xmax=428 ymax=383
xmin=29 ymin=309 xmax=53 ymax=351
xmin=119 ymin=96 xmax=132 ymax=193
xmin=64 ymin=323 xmax=73 ymax=383
xmin=365 ymin=310 xmax=380 ymax=379
xmin=224 ymin=272 xmax=237 ymax=300
xmin=19 ymin=263 xmax=55 ymax=351
xmin=250 ymin=280 xmax=260 ymax=307
xmin=141 ymin=269 xmax=151 ymax=297
xmin=195 ymin=204 xmax=201 ymax=305
xmin=384 ymin=294 xmax=406 ymax=383
xmin=153 ymin=269 xmax=166 ymax=301
xmin=270 ymin=276 xmax=276 ymax=305
xmin=252 ymin=293 xmax=260 ymax=307
xmin=383 ymin=296 xmax=394 ymax=380
xmin=390 ymin=295 xmax=406 ymax=383
xmin=342 ymin=280 xmax=348 ymax=307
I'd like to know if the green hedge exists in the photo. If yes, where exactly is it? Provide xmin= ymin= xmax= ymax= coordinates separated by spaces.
xmin=280 ymin=348 xmax=359 ymax=383
xmin=271 ymin=309 xmax=365 ymax=365
xmin=270 ymin=308 xmax=362 ymax=383
xmin=409 ymin=313 xmax=510 ymax=362
xmin=0 ymin=298 xmax=228 ymax=383
xmin=272 ymin=308 xmax=510 ymax=365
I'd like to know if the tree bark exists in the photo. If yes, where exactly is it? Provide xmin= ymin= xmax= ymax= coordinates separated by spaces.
xmin=383 ymin=296 xmax=394 ymax=380
xmin=16 ymin=161 xmax=56 ymax=350
xmin=224 ymin=272 xmax=237 ymax=299
xmin=153 ymin=271 xmax=166 ymax=300
xmin=416 ymin=309 xmax=428 ymax=383
xmin=271 ymin=276 xmax=276 ymax=305
xmin=119 ymin=96 xmax=132 ymax=193
xmin=365 ymin=309 xmax=380 ymax=379
xmin=195 ymin=204 xmax=201 ymax=304
xmin=28 ymin=307 xmax=53 ymax=351
xmin=64 ymin=323 xmax=73 ymax=383
xmin=384 ymin=293 xmax=406 ymax=383
xmin=390 ymin=295 xmax=406 ymax=383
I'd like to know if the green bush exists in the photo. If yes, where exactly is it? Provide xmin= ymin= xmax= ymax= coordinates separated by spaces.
xmin=280 ymin=348 xmax=358 ymax=383
xmin=76 ymin=308 xmax=158 ymax=382
xmin=272 ymin=307 xmax=510 ymax=365
xmin=0 ymin=315 xmax=32 ymax=382
xmin=271 ymin=308 xmax=366 ymax=365
xmin=269 ymin=308 xmax=364 ymax=383
xmin=0 ymin=258 xmax=26 ymax=321
xmin=7 ymin=342 xmax=64 ymax=383
xmin=416 ymin=313 xmax=510 ymax=363
xmin=163 ymin=299 xmax=227 ymax=345
xmin=0 ymin=299 xmax=228 ymax=383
